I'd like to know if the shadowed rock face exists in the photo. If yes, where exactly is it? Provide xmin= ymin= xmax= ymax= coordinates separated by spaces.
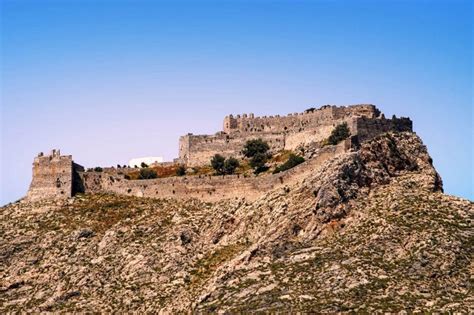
xmin=1 ymin=132 xmax=472 ymax=313
xmin=313 ymin=132 xmax=443 ymax=222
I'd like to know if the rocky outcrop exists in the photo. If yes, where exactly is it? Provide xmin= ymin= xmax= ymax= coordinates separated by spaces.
xmin=313 ymin=132 xmax=443 ymax=222
xmin=1 ymin=132 xmax=472 ymax=313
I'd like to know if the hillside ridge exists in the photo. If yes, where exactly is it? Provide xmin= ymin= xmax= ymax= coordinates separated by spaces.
xmin=1 ymin=132 xmax=472 ymax=312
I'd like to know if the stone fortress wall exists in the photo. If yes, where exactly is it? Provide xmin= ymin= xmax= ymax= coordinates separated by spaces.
xmin=26 ymin=149 xmax=84 ymax=201
xmin=179 ymin=104 xmax=412 ymax=166
xmin=222 ymin=104 xmax=378 ymax=134
xmin=25 ymin=104 xmax=413 ymax=202
xmin=81 ymin=140 xmax=350 ymax=202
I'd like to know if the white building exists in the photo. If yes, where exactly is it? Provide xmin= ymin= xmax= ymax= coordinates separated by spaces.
xmin=128 ymin=156 xmax=163 ymax=168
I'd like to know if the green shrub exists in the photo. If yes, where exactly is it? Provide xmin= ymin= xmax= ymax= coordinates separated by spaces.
xmin=223 ymin=157 xmax=239 ymax=175
xmin=141 ymin=162 xmax=149 ymax=168
xmin=254 ymin=164 xmax=269 ymax=174
xmin=176 ymin=165 xmax=186 ymax=176
xmin=94 ymin=167 xmax=103 ymax=172
xmin=273 ymin=154 xmax=305 ymax=174
xmin=211 ymin=155 xmax=240 ymax=175
xmin=327 ymin=122 xmax=350 ymax=145
xmin=250 ymin=152 xmax=271 ymax=174
xmin=211 ymin=154 xmax=226 ymax=175
xmin=242 ymin=138 xmax=270 ymax=158
xmin=243 ymin=139 xmax=272 ymax=174
xmin=138 ymin=168 xmax=157 ymax=179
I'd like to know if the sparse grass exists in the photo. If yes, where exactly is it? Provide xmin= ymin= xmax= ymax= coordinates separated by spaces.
xmin=270 ymin=150 xmax=293 ymax=163
xmin=126 ymin=164 xmax=180 ymax=179
xmin=192 ymin=161 xmax=255 ymax=177
xmin=189 ymin=243 xmax=246 ymax=287
xmin=33 ymin=193 xmax=181 ymax=234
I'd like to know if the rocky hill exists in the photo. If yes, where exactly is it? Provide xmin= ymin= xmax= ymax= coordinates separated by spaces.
xmin=1 ymin=132 xmax=472 ymax=312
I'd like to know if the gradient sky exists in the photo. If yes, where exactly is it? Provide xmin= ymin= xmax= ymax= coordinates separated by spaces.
xmin=1 ymin=0 xmax=472 ymax=205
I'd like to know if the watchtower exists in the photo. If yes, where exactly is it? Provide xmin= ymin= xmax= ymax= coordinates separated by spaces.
xmin=26 ymin=149 xmax=84 ymax=201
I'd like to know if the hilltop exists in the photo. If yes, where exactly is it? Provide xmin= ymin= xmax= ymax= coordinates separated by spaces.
xmin=1 ymin=132 xmax=472 ymax=312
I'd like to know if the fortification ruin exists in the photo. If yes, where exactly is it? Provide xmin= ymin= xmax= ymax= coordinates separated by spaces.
xmin=179 ymin=104 xmax=411 ymax=166
xmin=26 ymin=104 xmax=412 ymax=202
xmin=27 ymin=149 xmax=84 ymax=201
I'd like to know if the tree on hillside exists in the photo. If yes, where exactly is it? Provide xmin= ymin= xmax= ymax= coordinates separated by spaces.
xmin=211 ymin=154 xmax=226 ymax=175
xmin=327 ymin=122 xmax=351 ymax=145
xmin=223 ymin=157 xmax=239 ymax=175
xmin=273 ymin=154 xmax=305 ymax=174
xmin=211 ymin=155 xmax=240 ymax=175
xmin=242 ymin=138 xmax=270 ymax=158
xmin=243 ymin=139 xmax=272 ymax=174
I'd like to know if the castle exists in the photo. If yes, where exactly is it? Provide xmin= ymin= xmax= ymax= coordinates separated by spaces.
xmin=179 ymin=104 xmax=410 ymax=166
xmin=27 ymin=150 xmax=85 ymax=201
xmin=26 ymin=104 xmax=412 ymax=202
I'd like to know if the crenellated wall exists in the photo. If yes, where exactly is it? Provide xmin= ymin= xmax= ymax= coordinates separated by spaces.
xmin=223 ymin=104 xmax=380 ymax=134
xmin=26 ymin=150 xmax=84 ymax=201
xmin=26 ymin=104 xmax=413 ymax=203
xmin=82 ymin=140 xmax=350 ymax=202
xmin=180 ymin=104 xmax=404 ymax=167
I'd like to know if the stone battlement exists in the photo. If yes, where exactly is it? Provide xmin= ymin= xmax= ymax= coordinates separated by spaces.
xmin=26 ymin=103 xmax=413 ymax=202
xmin=81 ymin=140 xmax=350 ymax=202
xmin=180 ymin=104 xmax=410 ymax=166
xmin=27 ymin=149 xmax=84 ymax=201
xmin=223 ymin=104 xmax=380 ymax=134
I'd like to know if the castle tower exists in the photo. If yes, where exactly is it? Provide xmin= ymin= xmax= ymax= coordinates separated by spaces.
xmin=223 ymin=115 xmax=238 ymax=133
xmin=26 ymin=149 xmax=84 ymax=201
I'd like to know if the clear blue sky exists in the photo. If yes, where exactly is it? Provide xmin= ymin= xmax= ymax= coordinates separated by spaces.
xmin=1 ymin=0 xmax=472 ymax=205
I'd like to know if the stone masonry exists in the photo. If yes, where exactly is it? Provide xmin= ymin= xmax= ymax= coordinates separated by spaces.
xmin=26 ymin=104 xmax=412 ymax=201
xmin=26 ymin=149 xmax=84 ymax=201
xmin=179 ymin=104 xmax=412 ymax=166
xmin=79 ymin=140 xmax=350 ymax=202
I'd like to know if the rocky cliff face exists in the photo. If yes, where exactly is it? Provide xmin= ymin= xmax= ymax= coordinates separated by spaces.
xmin=1 ymin=132 xmax=472 ymax=312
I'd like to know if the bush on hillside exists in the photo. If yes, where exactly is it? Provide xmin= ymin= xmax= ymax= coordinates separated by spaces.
xmin=243 ymin=139 xmax=272 ymax=174
xmin=326 ymin=122 xmax=351 ymax=145
xmin=176 ymin=165 xmax=186 ymax=176
xmin=211 ymin=154 xmax=226 ymax=175
xmin=223 ymin=157 xmax=239 ymax=175
xmin=273 ymin=154 xmax=305 ymax=174
xmin=138 ymin=168 xmax=158 ymax=179
xmin=242 ymin=138 xmax=270 ymax=158
xmin=211 ymin=154 xmax=240 ymax=175
xmin=249 ymin=152 xmax=271 ymax=174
